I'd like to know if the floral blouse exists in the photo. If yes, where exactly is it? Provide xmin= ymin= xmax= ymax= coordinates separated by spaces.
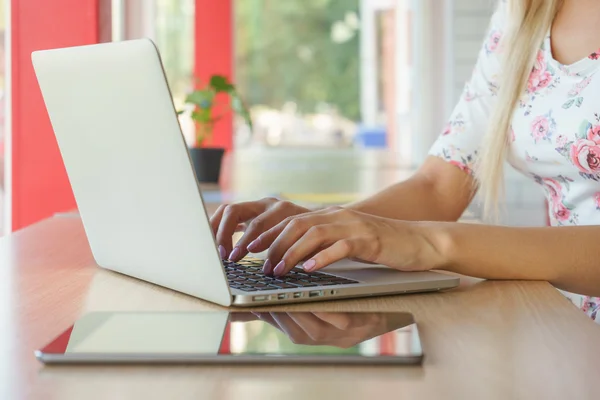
xmin=429 ymin=1 xmax=599 ymax=322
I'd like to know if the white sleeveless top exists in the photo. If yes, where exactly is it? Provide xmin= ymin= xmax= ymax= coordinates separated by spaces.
xmin=429 ymin=1 xmax=599 ymax=322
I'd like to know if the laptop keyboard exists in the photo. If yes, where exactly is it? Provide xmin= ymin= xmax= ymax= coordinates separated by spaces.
xmin=223 ymin=258 xmax=358 ymax=292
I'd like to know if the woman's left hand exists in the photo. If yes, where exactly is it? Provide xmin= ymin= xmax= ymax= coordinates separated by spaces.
xmin=247 ymin=206 xmax=447 ymax=276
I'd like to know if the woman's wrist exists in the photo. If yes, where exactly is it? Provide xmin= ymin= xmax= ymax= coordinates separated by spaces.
xmin=407 ymin=221 xmax=457 ymax=271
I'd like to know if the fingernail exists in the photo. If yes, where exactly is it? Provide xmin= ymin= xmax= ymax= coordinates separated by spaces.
xmin=247 ymin=238 xmax=261 ymax=252
xmin=229 ymin=247 xmax=241 ymax=261
xmin=262 ymin=259 xmax=272 ymax=275
xmin=303 ymin=259 xmax=317 ymax=272
xmin=218 ymin=245 xmax=226 ymax=259
xmin=273 ymin=260 xmax=286 ymax=276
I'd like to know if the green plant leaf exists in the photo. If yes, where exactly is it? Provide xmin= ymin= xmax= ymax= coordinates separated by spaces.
xmin=578 ymin=120 xmax=592 ymax=139
xmin=576 ymin=97 xmax=584 ymax=107
xmin=186 ymin=74 xmax=253 ymax=136
xmin=191 ymin=109 xmax=212 ymax=123
xmin=185 ymin=90 xmax=215 ymax=109
xmin=193 ymin=116 xmax=215 ymax=147
xmin=231 ymin=92 xmax=253 ymax=130
xmin=210 ymin=75 xmax=234 ymax=93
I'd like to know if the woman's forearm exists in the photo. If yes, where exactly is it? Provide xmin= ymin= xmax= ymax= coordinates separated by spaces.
xmin=347 ymin=157 xmax=475 ymax=222
xmin=347 ymin=175 xmax=458 ymax=221
xmin=424 ymin=222 xmax=600 ymax=296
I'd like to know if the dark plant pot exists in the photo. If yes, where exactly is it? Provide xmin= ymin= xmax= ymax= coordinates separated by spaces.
xmin=188 ymin=147 xmax=225 ymax=184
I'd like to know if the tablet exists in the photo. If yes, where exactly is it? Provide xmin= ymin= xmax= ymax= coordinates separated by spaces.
xmin=35 ymin=311 xmax=423 ymax=365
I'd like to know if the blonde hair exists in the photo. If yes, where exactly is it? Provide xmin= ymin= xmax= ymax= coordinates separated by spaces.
xmin=477 ymin=0 xmax=562 ymax=218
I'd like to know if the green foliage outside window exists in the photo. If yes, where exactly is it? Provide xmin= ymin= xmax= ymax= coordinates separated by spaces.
xmin=235 ymin=0 xmax=361 ymax=121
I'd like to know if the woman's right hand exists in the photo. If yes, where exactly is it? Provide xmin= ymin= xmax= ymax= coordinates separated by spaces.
xmin=210 ymin=197 xmax=309 ymax=265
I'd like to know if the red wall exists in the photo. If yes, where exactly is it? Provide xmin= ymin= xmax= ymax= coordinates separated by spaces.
xmin=194 ymin=0 xmax=233 ymax=150
xmin=11 ymin=1 xmax=230 ymax=230
xmin=11 ymin=0 xmax=105 ymax=231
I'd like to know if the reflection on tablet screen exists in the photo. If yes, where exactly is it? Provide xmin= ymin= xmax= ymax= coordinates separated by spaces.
xmin=40 ymin=311 xmax=422 ymax=359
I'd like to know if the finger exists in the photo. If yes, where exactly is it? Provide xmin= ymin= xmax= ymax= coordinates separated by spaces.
xmin=210 ymin=204 xmax=230 ymax=259
xmin=260 ymin=208 xmax=347 ymax=274
xmin=263 ymin=248 xmax=322 ymax=276
xmin=228 ymin=312 xmax=259 ymax=323
xmin=209 ymin=204 xmax=228 ymax=236
xmin=311 ymin=312 xmax=354 ymax=330
xmin=267 ymin=215 xmax=335 ymax=276
xmin=253 ymin=312 xmax=300 ymax=341
xmin=233 ymin=206 xmax=299 ymax=262
xmin=275 ymin=224 xmax=348 ymax=276
xmin=235 ymin=223 xmax=248 ymax=233
xmin=216 ymin=201 xmax=266 ymax=257
xmin=270 ymin=312 xmax=312 ymax=345
xmin=299 ymin=248 xmax=322 ymax=262
xmin=302 ymin=239 xmax=357 ymax=273
xmin=252 ymin=312 xmax=283 ymax=331
xmin=257 ymin=207 xmax=338 ymax=250
xmin=288 ymin=313 xmax=338 ymax=342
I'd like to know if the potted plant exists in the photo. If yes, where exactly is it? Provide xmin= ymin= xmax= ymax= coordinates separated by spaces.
xmin=180 ymin=75 xmax=252 ymax=183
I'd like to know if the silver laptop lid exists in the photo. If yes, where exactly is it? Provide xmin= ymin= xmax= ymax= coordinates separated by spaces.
xmin=32 ymin=39 xmax=232 ymax=306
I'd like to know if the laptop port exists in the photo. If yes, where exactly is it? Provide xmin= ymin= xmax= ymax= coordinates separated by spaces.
xmin=252 ymin=295 xmax=268 ymax=301
xmin=330 ymin=290 xmax=338 ymax=295
xmin=277 ymin=293 xmax=287 ymax=300
xmin=308 ymin=290 xmax=323 ymax=298
xmin=293 ymin=292 xmax=302 ymax=298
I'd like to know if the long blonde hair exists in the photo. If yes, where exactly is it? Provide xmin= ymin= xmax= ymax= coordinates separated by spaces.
xmin=477 ymin=0 xmax=562 ymax=218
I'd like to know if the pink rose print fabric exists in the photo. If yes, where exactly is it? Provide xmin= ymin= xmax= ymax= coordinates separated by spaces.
xmin=527 ymin=50 xmax=554 ymax=94
xmin=428 ymin=1 xmax=600 ymax=323
xmin=555 ymin=115 xmax=600 ymax=179
xmin=530 ymin=112 xmax=557 ymax=143
xmin=485 ymin=30 xmax=501 ymax=53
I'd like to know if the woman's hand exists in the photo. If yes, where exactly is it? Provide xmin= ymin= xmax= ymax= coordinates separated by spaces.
xmin=250 ymin=311 xmax=414 ymax=348
xmin=249 ymin=207 xmax=448 ymax=276
xmin=253 ymin=312 xmax=385 ymax=348
xmin=210 ymin=197 xmax=309 ymax=264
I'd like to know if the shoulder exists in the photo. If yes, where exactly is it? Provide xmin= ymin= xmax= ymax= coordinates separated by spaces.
xmin=491 ymin=0 xmax=508 ymax=32
xmin=480 ymin=0 xmax=509 ymax=56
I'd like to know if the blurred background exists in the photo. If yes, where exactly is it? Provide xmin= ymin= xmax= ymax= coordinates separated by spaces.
xmin=0 ymin=0 xmax=547 ymax=236
xmin=128 ymin=0 xmax=416 ymax=152
xmin=0 ymin=0 xmax=5 ymax=235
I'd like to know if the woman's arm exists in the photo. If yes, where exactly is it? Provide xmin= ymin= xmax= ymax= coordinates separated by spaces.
xmin=254 ymin=208 xmax=599 ymax=296
xmin=213 ymin=0 xmax=503 ymax=260
xmin=346 ymin=156 xmax=475 ymax=222
xmin=424 ymin=222 xmax=600 ymax=297
xmin=211 ymin=156 xmax=475 ymax=262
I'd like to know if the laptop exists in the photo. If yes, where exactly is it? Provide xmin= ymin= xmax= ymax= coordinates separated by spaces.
xmin=31 ymin=39 xmax=459 ymax=307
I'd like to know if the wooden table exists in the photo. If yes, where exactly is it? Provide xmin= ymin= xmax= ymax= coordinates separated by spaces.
xmin=1 ymin=216 xmax=599 ymax=400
